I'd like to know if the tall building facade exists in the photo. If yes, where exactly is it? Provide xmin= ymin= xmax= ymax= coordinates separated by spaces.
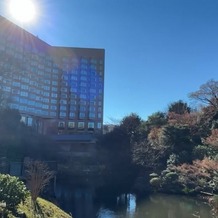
xmin=0 ymin=16 xmax=105 ymax=135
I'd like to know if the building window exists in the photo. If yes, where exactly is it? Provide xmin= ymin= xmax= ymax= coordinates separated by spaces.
xmin=88 ymin=122 xmax=94 ymax=130
xmin=79 ymin=112 xmax=85 ymax=119
xmin=97 ymin=123 xmax=102 ymax=129
xmin=80 ymin=94 xmax=86 ymax=99
xmin=51 ymin=99 xmax=57 ymax=104
xmin=70 ymin=100 xmax=77 ymax=105
xmin=78 ymin=122 xmax=84 ymax=129
xmin=60 ymin=105 xmax=66 ymax=111
xmin=27 ymin=117 xmax=33 ymax=126
xmin=80 ymin=76 xmax=87 ymax=81
xmin=80 ymin=100 xmax=86 ymax=105
xmin=81 ymin=70 xmax=87 ymax=74
xmin=68 ymin=121 xmax=75 ymax=129
xmin=60 ymin=100 xmax=67 ymax=104
xmin=89 ymin=112 xmax=95 ymax=119
xmin=71 ymin=75 xmax=77 ymax=80
xmin=69 ymin=112 xmax=75 ymax=118
xmin=80 ymin=82 xmax=87 ymax=87
xmin=89 ymin=106 xmax=95 ymax=112
xmin=50 ymin=112 xmax=57 ymax=116
xmin=70 ymin=106 xmax=76 ymax=111
xmin=58 ymin=121 xmax=65 ymax=129
xmin=90 ymin=88 xmax=96 ymax=93
xmin=89 ymin=101 xmax=96 ymax=106
xmin=61 ymin=94 xmax=67 ymax=98
xmin=21 ymin=116 xmax=26 ymax=124
xmin=59 ymin=112 xmax=66 ymax=117
xmin=50 ymin=105 xmax=57 ymax=110
xmin=80 ymin=106 xmax=86 ymax=112
xmin=20 ymin=91 xmax=28 ymax=97
xmin=51 ymin=93 xmax=57 ymax=98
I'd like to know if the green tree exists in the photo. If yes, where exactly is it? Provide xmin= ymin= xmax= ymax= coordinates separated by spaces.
xmin=161 ymin=125 xmax=195 ymax=163
xmin=0 ymin=174 xmax=29 ymax=211
xmin=120 ymin=113 xmax=142 ymax=143
xmin=97 ymin=114 xmax=143 ymax=192
xmin=146 ymin=112 xmax=167 ymax=129
xmin=132 ymin=139 xmax=169 ymax=170
xmin=168 ymin=100 xmax=191 ymax=114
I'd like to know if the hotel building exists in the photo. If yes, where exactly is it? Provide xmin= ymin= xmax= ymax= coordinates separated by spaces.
xmin=0 ymin=15 xmax=105 ymax=135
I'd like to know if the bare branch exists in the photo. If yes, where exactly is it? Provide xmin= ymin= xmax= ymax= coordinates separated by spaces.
xmin=189 ymin=79 xmax=218 ymax=110
xmin=24 ymin=159 xmax=55 ymax=202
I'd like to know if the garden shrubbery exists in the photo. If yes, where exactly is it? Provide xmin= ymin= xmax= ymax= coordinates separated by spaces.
xmin=0 ymin=174 xmax=29 ymax=211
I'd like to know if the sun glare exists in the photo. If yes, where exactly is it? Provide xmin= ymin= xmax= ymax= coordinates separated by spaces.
xmin=8 ymin=0 xmax=37 ymax=23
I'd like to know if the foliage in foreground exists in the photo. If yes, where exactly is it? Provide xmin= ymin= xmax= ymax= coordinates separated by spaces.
xmin=18 ymin=197 xmax=72 ymax=218
xmin=0 ymin=174 xmax=29 ymax=211
xmin=0 ymin=173 xmax=71 ymax=218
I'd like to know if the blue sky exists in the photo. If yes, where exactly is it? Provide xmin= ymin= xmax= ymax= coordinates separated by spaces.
xmin=1 ymin=0 xmax=218 ymax=123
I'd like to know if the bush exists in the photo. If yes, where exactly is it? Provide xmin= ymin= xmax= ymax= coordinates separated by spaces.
xmin=192 ymin=145 xmax=209 ymax=160
xmin=149 ymin=173 xmax=159 ymax=178
xmin=163 ymin=172 xmax=178 ymax=183
xmin=0 ymin=174 xmax=29 ymax=210
xmin=150 ymin=177 xmax=161 ymax=188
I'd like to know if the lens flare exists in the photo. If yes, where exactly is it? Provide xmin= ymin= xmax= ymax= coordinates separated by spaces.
xmin=9 ymin=0 xmax=37 ymax=23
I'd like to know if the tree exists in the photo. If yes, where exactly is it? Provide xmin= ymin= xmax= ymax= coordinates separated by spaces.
xmin=175 ymin=158 xmax=218 ymax=193
xmin=167 ymin=111 xmax=198 ymax=127
xmin=132 ymin=140 xmax=170 ymax=170
xmin=0 ymin=174 xmax=28 ymax=211
xmin=97 ymin=115 xmax=142 ymax=192
xmin=204 ymin=129 xmax=218 ymax=147
xmin=24 ymin=159 xmax=54 ymax=203
xmin=120 ymin=113 xmax=142 ymax=142
xmin=146 ymin=112 xmax=167 ymax=129
xmin=189 ymin=79 xmax=218 ymax=110
xmin=168 ymin=100 xmax=191 ymax=114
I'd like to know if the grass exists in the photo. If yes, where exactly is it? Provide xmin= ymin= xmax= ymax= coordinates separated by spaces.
xmin=17 ymin=197 xmax=72 ymax=218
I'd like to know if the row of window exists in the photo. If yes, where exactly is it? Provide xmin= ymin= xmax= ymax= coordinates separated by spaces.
xmin=61 ymin=57 xmax=103 ymax=65
xmin=11 ymin=95 xmax=102 ymax=107
xmin=10 ymin=102 xmax=103 ymax=120
xmin=67 ymin=112 xmax=102 ymax=119
xmin=58 ymin=121 xmax=102 ymax=129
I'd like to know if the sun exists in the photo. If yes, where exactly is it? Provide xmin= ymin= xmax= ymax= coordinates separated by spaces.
xmin=8 ymin=0 xmax=37 ymax=23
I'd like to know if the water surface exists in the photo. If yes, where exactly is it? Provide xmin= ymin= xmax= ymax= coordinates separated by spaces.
xmin=56 ymin=185 xmax=212 ymax=218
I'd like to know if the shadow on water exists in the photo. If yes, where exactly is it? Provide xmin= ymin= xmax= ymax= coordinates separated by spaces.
xmin=55 ymin=178 xmax=212 ymax=218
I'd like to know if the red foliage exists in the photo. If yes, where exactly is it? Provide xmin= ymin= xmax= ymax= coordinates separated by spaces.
xmin=204 ymin=129 xmax=218 ymax=147
xmin=175 ymin=158 xmax=218 ymax=180
xmin=167 ymin=112 xmax=198 ymax=127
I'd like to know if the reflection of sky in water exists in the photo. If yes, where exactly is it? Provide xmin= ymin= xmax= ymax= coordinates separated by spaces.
xmin=97 ymin=194 xmax=136 ymax=218
xmin=127 ymin=194 xmax=136 ymax=217
xmin=97 ymin=208 xmax=119 ymax=218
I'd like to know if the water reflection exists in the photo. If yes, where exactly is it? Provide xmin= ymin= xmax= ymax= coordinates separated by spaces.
xmin=55 ymin=184 xmax=212 ymax=218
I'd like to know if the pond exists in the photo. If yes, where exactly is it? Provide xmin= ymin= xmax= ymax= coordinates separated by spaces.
xmin=55 ymin=184 xmax=212 ymax=218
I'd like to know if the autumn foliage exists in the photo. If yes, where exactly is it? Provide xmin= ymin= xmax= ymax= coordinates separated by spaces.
xmin=204 ymin=129 xmax=218 ymax=147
